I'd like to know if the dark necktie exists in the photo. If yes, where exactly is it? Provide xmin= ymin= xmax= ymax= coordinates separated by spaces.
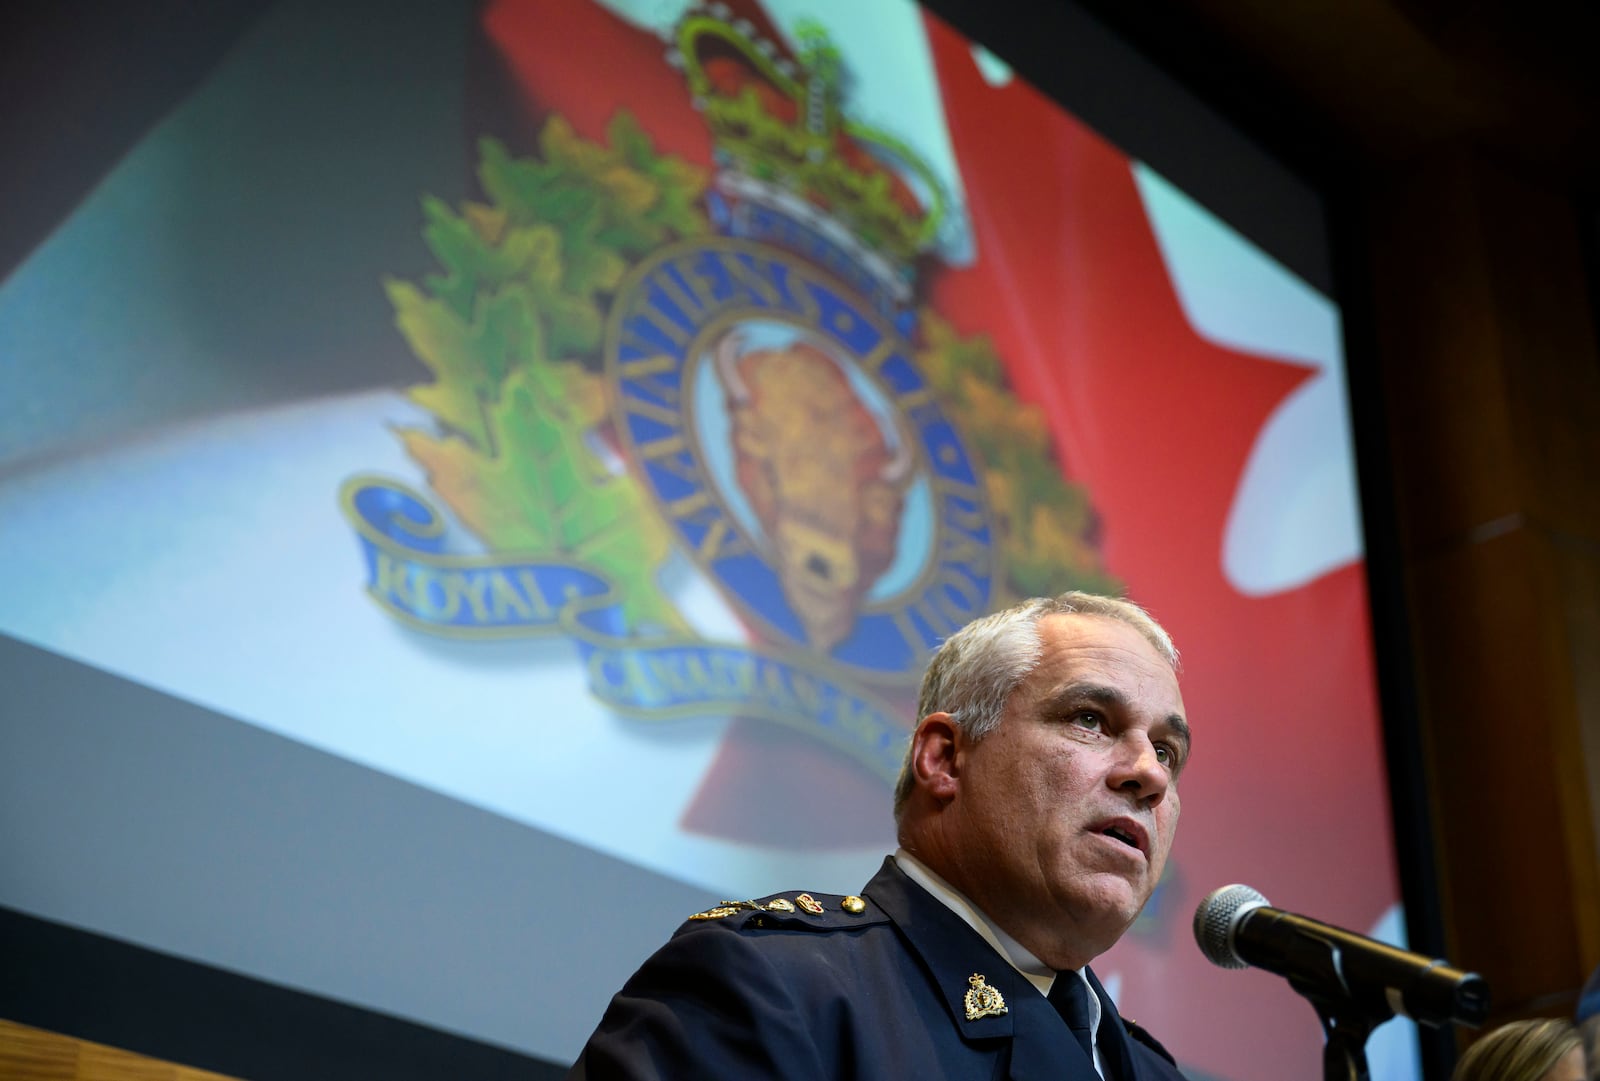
xmin=1047 ymin=972 xmax=1098 ymax=1071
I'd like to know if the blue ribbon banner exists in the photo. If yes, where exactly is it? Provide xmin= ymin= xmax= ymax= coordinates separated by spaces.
xmin=341 ymin=476 xmax=906 ymax=782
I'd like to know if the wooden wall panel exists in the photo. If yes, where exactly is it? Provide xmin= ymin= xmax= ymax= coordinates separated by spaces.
xmin=0 ymin=1020 xmax=241 ymax=1081
xmin=1362 ymin=149 xmax=1600 ymax=1024
xmin=1556 ymin=539 xmax=1600 ymax=915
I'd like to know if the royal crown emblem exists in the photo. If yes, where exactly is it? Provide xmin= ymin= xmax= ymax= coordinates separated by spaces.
xmin=667 ymin=5 xmax=948 ymax=314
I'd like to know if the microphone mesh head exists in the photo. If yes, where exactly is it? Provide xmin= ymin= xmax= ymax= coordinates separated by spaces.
xmin=1193 ymin=883 xmax=1269 ymax=969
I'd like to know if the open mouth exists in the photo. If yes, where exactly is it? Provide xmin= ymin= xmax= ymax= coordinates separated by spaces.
xmin=1102 ymin=826 xmax=1139 ymax=849
xmin=1095 ymin=819 xmax=1147 ymax=857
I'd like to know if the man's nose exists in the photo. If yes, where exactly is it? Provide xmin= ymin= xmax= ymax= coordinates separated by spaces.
xmin=1110 ymin=735 xmax=1169 ymax=804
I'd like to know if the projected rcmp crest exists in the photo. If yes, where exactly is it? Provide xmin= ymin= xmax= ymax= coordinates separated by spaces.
xmin=607 ymin=239 xmax=991 ymax=678
xmin=341 ymin=6 xmax=1113 ymax=815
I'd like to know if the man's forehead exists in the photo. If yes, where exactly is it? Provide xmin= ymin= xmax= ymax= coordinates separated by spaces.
xmin=1036 ymin=611 xmax=1170 ymax=661
xmin=1029 ymin=614 xmax=1184 ymax=701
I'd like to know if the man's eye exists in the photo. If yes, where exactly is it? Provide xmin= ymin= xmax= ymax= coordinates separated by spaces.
xmin=1071 ymin=711 xmax=1102 ymax=730
xmin=1155 ymin=743 xmax=1178 ymax=768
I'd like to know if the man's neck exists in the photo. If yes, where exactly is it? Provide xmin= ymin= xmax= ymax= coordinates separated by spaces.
xmin=894 ymin=848 xmax=1056 ymax=995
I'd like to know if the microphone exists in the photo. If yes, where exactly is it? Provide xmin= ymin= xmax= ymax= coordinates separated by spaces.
xmin=1193 ymin=884 xmax=1490 ymax=1028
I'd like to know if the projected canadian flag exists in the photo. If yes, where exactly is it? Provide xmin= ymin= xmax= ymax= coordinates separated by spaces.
xmin=480 ymin=3 xmax=1401 ymax=1078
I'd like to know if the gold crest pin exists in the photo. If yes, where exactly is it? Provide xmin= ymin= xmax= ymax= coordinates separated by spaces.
xmin=963 ymin=973 xmax=1008 ymax=1021
xmin=795 ymin=893 xmax=825 ymax=915
xmin=764 ymin=898 xmax=796 ymax=912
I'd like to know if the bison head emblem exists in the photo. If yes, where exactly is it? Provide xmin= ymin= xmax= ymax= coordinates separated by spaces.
xmin=714 ymin=330 xmax=914 ymax=654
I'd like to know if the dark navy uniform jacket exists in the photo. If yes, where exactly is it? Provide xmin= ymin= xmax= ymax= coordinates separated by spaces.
xmin=569 ymin=857 xmax=1188 ymax=1080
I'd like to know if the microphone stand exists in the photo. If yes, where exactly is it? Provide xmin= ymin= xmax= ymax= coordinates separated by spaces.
xmin=1199 ymin=889 xmax=1492 ymax=1080
xmin=1283 ymin=935 xmax=1389 ymax=1081
xmin=1300 ymin=989 xmax=1379 ymax=1081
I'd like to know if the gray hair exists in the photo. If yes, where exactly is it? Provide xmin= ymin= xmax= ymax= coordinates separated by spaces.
xmin=891 ymin=591 xmax=1179 ymax=820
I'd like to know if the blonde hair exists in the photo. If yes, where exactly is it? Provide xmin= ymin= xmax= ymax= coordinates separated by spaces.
xmin=1452 ymin=1018 xmax=1582 ymax=1081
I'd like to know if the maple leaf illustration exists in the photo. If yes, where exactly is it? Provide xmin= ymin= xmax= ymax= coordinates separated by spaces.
xmin=386 ymin=115 xmax=708 ymax=634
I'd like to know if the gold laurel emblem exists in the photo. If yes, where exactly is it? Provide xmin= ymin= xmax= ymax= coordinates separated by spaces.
xmin=963 ymin=973 xmax=1009 ymax=1021
xmin=765 ymin=898 xmax=796 ymax=912
xmin=688 ymin=905 xmax=741 ymax=921
xmin=795 ymin=893 xmax=825 ymax=915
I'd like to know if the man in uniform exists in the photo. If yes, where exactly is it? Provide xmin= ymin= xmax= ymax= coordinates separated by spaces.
xmin=569 ymin=591 xmax=1192 ymax=1080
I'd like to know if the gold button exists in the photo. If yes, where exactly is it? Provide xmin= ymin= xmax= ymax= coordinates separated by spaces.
xmin=842 ymin=895 xmax=866 ymax=914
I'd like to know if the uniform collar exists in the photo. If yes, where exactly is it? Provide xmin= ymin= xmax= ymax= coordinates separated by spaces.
xmin=883 ymin=857 xmax=1132 ymax=1074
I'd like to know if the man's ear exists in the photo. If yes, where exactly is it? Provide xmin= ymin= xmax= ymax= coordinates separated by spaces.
xmin=909 ymin=712 xmax=962 ymax=804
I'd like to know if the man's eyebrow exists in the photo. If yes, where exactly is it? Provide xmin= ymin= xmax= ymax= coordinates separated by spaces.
xmin=1163 ymin=714 xmax=1192 ymax=755
xmin=1046 ymin=682 xmax=1191 ymax=752
xmin=1044 ymin=682 xmax=1125 ymax=712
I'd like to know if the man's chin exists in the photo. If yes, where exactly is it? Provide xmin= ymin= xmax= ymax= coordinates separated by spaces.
xmin=1076 ymin=875 xmax=1150 ymax=932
